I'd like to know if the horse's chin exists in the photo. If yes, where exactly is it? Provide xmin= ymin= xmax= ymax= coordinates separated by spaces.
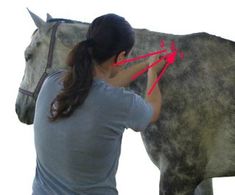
xmin=15 ymin=93 xmax=35 ymax=125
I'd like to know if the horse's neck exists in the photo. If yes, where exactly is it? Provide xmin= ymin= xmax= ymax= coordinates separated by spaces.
xmin=51 ymin=46 xmax=72 ymax=70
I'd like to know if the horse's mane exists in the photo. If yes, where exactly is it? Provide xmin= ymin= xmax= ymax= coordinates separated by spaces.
xmin=47 ymin=18 xmax=90 ymax=25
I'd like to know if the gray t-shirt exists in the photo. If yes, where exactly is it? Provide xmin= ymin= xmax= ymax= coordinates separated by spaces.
xmin=32 ymin=70 xmax=153 ymax=195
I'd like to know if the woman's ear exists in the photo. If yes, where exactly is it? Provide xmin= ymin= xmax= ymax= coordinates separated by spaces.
xmin=115 ymin=51 xmax=126 ymax=63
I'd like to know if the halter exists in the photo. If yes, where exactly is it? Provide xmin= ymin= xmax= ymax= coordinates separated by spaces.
xmin=18 ymin=19 xmax=80 ymax=100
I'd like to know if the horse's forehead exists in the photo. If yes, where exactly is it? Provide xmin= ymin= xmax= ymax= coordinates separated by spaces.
xmin=30 ymin=29 xmax=47 ymax=45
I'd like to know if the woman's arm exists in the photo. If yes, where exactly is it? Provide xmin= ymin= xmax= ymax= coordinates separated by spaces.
xmin=145 ymin=69 xmax=162 ymax=123
xmin=107 ymin=61 xmax=148 ymax=87
xmin=108 ymin=54 xmax=166 ymax=87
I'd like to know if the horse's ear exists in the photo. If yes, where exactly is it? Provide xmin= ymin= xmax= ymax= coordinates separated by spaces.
xmin=27 ymin=8 xmax=46 ymax=30
xmin=46 ymin=13 xmax=53 ymax=22
xmin=27 ymin=8 xmax=53 ymax=33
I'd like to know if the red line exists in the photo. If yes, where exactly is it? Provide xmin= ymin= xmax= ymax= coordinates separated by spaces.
xmin=147 ymin=61 xmax=171 ymax=96
xmin=148 ymin=56 xmax=165 ymax=69
xmin=131 ymin=65 xmax=149 ymax=81
xmin=130 ymin=56 xmax=165 ymax=81
xmin=112 ymin=49 xmax=167 ymax=66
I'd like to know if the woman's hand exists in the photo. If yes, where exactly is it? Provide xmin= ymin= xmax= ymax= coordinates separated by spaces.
xmin=146 ymin=54 xmax=166 ymax=74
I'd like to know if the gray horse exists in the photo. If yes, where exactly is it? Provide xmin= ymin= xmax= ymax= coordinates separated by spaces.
xmin=15 ymin=10 xmax=235 ymax=195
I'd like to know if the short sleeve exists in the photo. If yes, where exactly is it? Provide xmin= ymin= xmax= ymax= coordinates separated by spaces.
xmin=125 ymin=93 xmax=154 ymax=132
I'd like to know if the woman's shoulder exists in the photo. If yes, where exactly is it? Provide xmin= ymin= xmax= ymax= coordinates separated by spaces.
xmin=96 ymin=80 xmax=137 ymax=105
xmin=44 ymin=69 xmax=67 ymax=87
xmin=46 ymin=69 xmax=67 ymax=81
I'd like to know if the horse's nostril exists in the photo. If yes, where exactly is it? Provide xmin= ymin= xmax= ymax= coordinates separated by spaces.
xmin=15 ymin=104 xmax=20 ymax=115
xmin=25 ymin=53 xmax=32 ymax=62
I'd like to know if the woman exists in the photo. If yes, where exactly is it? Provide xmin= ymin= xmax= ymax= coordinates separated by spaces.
xmin=32 ymin=13 xmax=165 ymax=195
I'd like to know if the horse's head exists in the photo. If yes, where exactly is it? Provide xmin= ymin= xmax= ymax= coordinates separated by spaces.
xmin=15 ymin=9 xmax=89 ymax=124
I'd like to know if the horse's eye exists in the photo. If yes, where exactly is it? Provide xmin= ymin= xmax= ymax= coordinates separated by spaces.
xmin=36 ymin=42 xmax=41 ymax=47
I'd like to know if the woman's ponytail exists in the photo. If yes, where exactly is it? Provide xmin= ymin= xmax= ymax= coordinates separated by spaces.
xmin=48 ymin=39 xmax=95 ymax=121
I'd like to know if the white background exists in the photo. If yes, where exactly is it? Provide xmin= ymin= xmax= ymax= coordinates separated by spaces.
xmin=0 ymin=0 xmax=234 ymax=194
